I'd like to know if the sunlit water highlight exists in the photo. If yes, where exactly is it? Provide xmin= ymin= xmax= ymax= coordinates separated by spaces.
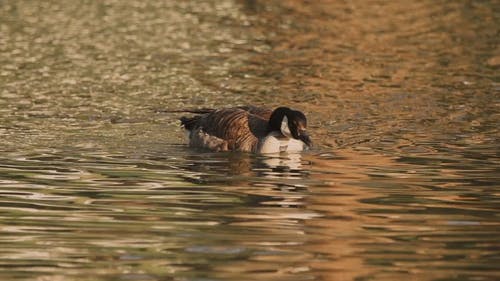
xmin=0 ymin=0 xmax=499 ymax=280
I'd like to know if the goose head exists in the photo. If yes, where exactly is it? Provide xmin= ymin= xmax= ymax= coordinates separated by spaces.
xmin=268 ymin=107 xmax=312 ymax=148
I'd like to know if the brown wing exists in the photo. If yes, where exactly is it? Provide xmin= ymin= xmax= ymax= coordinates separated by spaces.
xmin=237 ymin=106 xmax=273 ymax=120
xmin=198 ymin=107 xmax=271 ymax=151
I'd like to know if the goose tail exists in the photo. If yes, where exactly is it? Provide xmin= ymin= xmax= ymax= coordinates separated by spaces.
xmin=156 ymin=108 xmax=216 ymax=130
xmin=180 ymin=116 xmax=202 ymax=131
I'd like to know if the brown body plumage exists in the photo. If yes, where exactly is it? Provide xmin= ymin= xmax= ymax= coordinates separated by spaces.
xmin=181 ymin=106 xmax=272 ymax=152
xmin=178 ymin=106 xmax=312 ymax=153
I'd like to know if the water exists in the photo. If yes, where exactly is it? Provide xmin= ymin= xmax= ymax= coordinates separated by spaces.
xmin=0 ymin=0 xmax=499 ymax=280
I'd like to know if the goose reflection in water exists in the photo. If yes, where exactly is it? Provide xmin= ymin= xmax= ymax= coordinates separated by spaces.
xmin=256 ymin=152 xmax=305 ymax=179
xmin=179 ymin=151 xmax=309 ymax=183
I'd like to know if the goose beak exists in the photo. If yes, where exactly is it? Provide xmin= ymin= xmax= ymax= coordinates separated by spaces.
xmin=299 ymin=132 xmax=312 ymax=148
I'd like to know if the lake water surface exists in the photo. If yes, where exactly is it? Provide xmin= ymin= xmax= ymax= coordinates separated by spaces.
xmin=0 ymin=1 xmax=499 ymax=280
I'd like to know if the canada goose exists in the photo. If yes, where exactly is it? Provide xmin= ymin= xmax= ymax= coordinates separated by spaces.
xmin=178 ymin=106 xmax=312 ymax=153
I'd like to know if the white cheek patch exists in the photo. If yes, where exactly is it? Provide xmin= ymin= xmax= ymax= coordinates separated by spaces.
xmin=280 ymin=116 xmax=293 ymax=138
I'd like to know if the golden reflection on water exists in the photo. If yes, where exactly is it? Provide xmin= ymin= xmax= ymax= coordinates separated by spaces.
xmin=234 ymin=0 xmax=499 ymax=151
xmin=0 ymin=0 xmax=499 ymax=280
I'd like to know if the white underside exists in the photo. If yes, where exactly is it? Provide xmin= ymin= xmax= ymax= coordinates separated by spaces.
xmin=258 ymin=131 xmax=305 ymax=154
xmin=188 ymin=128 xmax=227 ymax=152
xmin=185 ymin=129 xmax=307 ymax=154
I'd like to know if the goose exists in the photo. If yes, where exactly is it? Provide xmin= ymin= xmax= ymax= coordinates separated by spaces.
xmin=178 ymin=106 xmax=312 ymax=153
